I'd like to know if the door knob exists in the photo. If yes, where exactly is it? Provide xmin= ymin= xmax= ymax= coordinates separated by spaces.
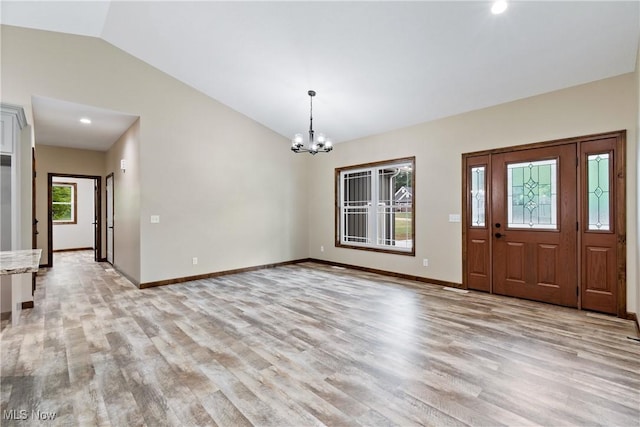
xmin=495 ymin=232 xmax=505 ymax=239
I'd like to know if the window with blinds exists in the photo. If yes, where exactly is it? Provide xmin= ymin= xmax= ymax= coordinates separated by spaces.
xmin=336 ymin=157 xmax=415 ymax=255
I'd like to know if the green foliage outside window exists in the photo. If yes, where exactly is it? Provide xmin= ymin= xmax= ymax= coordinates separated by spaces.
xmin=52 ymin=184 xmax=75 ymax=222
xmin=52 ymin=203 xmax=72 ymax=221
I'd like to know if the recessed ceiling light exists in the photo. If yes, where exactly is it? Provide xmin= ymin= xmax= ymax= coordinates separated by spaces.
xmin=491 ymin=0 xmax=508 ymax=15
xmin=79 ymin=117 xmax=92 ymax=124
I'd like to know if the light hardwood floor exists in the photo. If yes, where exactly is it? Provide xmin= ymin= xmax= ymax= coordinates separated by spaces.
xmin=1 ymin=251 xmax=639 ymax=426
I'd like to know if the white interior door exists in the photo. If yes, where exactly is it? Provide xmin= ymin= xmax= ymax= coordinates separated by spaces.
xmin=106 ymin=174 xmax=114 ymax=264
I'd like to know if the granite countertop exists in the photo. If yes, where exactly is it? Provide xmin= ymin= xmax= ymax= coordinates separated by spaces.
xmin=0 ymin=249 xmax=43 ymax=275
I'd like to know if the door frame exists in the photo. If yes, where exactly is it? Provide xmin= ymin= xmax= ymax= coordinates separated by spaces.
xmin=32 ymin=147 xmax=37 ymax=251
xmin=462 ymin=130 xmax=626 ymax=317
xmin=31 ymin=147 xmax=37 ymax=294
xmin=105 ymin=172 xmax=114 ymax=266
xmin=47 ymin=173 xmax=102 ymax=267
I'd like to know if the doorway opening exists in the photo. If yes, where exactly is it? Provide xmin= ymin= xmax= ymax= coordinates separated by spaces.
xmin=462 ymin=131 xmax=626 ymax=317
xmin=47 ymin=173 xmax=102 ymax=267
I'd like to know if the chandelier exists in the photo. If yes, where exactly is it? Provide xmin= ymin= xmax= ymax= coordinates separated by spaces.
xmin=291 ymin=90 xmax=333 ymax=155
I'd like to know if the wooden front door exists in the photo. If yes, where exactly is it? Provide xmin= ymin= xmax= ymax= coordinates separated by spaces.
xmin=463 ymin=131 xmax=626 ymax=316
xmin=491 ymin=144 xmax=578 ymax=307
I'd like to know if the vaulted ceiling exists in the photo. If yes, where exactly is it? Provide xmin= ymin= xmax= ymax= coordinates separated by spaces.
xmin=2 ymin=1 xmax=639 ymax=145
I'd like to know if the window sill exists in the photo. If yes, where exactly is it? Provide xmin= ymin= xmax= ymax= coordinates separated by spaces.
xmin=335 ymin=242 xmax=415 ymax=256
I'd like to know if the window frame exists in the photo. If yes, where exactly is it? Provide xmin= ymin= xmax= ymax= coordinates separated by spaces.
xmin=52 ymin=182 xmax=77 ymax=225
xmin=335 ymin=156 xmax=415 ymax=256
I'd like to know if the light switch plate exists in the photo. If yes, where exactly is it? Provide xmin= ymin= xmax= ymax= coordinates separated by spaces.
xmin=150 ymin=215 xmax=160 ymax=224
xmin=449 ymin=214 xmax=461 ymax=223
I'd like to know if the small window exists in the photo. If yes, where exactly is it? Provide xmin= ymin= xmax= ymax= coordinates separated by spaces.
xmin=587 ymin=153 xmax=611 ymax=231
xmin=470 ymin=166 xmax=486 ymax=227
xmin=336 ymin=157 xmax=415 ymax=255
xmin=52 ymin=182 xmax=77 ymax=224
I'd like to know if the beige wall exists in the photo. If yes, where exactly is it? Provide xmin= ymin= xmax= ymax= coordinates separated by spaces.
xmin=34 ymin=145 xmax=106 ymax=265
xmin=3 ymin=24 xmax=637 ymax=312
xmin=308 ymin=73 xmax=638 ymax=313
xmin=105 ymin=119 xmax=140 ymax=283
xmin=2 ymin=25 xmax=309 ymax=285
xmin=133 ymin=72 xmax=309 ymax=284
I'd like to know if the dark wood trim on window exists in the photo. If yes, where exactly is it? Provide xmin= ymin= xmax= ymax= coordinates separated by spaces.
xmin=335 ymin=156 xmax=416 ymax=172
xmin=335 ymin=156 xmax=416 ymax=256
xmin=51 ymin=181 xmax=77 ymax=224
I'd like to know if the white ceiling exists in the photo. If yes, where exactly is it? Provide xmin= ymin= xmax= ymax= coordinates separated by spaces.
xmin=3 ymin=1 xmax=639 ymax=148
xmin=32 ymin=96 xmax=139 ymax=151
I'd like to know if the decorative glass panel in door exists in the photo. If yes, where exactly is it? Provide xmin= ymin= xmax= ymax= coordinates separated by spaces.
xmin=470 ymin=166 xmax=485 ymax=227
xmin=507 ymin=159 xmax=557 ymax=229
xmin=587 ymin=153 xmax=610 ymax=231
xmin=492 ymin=144 xmax=577 ymax=308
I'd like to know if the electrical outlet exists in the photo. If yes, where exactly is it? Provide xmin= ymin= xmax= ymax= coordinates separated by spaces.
xmin=192 ymin=257 xmax=198 ymax=265
xmin=320 ymin=246 xmax=324 ymax=252
xmin=423 ymin=258 xmax=429 ymax=267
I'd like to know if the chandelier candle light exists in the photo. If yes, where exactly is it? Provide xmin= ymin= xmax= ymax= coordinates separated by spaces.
xmin=291 ymin=90 xmax=333 ymax=155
